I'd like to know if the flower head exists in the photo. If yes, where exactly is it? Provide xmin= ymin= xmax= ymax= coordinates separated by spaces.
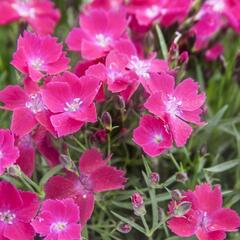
xmin=11 ymin=31 xmax=69 ymax=82
xmin=66 ymin=9 xmax=128 ymax=60
xmin=44 ymin=148 xmax=127 ymax=225
xmin=0 ymin=181 xmax=39 ymax=240
xmin=133 ymin=114 xmax=173 ymax=157
xmin=0 ymin=0 xmax=60 ymax=35
xmin=31 ymin=198 xmax=81 ymax=240
xmin=168 ymin=183 xmax=240 ymax=240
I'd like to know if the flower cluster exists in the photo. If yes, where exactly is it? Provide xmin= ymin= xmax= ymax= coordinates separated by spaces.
xmin=0 ymin=0 xmax=239 ymax=239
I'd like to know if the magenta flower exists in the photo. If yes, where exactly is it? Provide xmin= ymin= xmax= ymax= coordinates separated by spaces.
xmin=205 ymin=43 xmax=224 ymax=61
xmin=44 ymin=148 xmax=127 ymax=225
xmin=0 ymin=78 xmax=55 ymax=137
xmin=0 ymin=129 xmax=19 ymax=175
xmin=0 ymin=0 xmax=60 ymax=35
xmin=127 ymin=0 xmax=193 ymax=28
xmin=0 ymin=181 xmax=39 ymax=240
xmin=133 ymin=115 xmax=173 ymax=157
xmin=31 ymin=198 xmax=81 ymax=240
xmin=11 ymin=31 xmax=69 ymax=82
xmin=168 ymin=183 xmax=240 ymax=240
xmin=145 ymin=77 xmax=205 ymax=147
xmin=191 ymin=0 xmax=240 ymax=50
xmin=66 ymin=9 xmax=128 ymax=60
xmin=42 ymin=72 xmax=101 ymax=137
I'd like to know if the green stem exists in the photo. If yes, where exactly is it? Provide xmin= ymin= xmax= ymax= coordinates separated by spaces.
xmin=169 ymin=153 xmax=181 ymax=171
xmin=140 ymin=215 xmax=150 ymax=236
xmin=149 ymin=188 xmax=158 ymax=229
xmin=72 ymin=136 xmax=86 ymax=151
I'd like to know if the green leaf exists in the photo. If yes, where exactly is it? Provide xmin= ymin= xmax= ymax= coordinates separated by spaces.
xmin=155 ymin=25 xmax=168 ymax=60
xmin=111 ymin=211 xmax=146 ymax=235
xmin=205 ymin=159 xmax=240 ymax=173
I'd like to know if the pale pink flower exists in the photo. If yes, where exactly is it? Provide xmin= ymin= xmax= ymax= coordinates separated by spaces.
xmin=11 ymin=31 xmax=69 ymax=82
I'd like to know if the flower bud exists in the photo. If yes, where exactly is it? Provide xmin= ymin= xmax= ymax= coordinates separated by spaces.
xmin=60 ymin=154 xmax=78 ymax=173
xmin=131 ymin=192 xmax=146 ymax=216
xmin=117 ymin=222 xmax=132 ymax=234
xmin=171 ymin=189 xmax=183 ymax=201
xmin=176 ymin=172 xmax=188 ymax=183
xmin=149 ymin=172 xmax=160 ymax=186
xmin=7 ymin=164 xmax=22 ymax=177
xmin=101 ymin=112 xmax=112 ymax=131
xmin=178 ymin=51 xmax=189 ymax=65
xmin=115 ymin=96 xmax=126 ymax=110
xmin=173 ymin=201 xmax=192 ymax=217
xmin=95 ymin=129 xmax=107 ymax=144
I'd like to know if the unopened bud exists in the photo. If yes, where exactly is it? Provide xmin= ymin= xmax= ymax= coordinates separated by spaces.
xmin=7 ymin=164 xmax=22 ymax=177
xmin=95 ymin=129 xmax=107 ymax=144
xmin=60 ymin=154 xmax=78 ymax=173
xmin=131 ymin=192 xmax=146 ymax=216
xmin=178 ymin=51 xmax=189 ymax=65
xmin=149 ymin=172 xmax=160 ymax=187
xmin=101 ymin=112 xmax=112 ymax=131
xmin=200 ymin=144 xmax=207 ymax=156
xmin=115 ymin=96 xmax=126 ymax=110
xmin=173 ymin=201 xmax=192 ymax=217
xmin=171 ymin=189 xmax=183 ymax=201
xmin=176 ymin=172 xmax=188 ymax=183
xmin=117 ymin=222 xmax=132 ymax=233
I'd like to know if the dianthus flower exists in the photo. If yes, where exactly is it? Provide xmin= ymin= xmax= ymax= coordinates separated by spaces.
xmin=168 ymin=183 xmax=240 ymax=240
xmin=0 ymin=0 xmax=60 ymax=35
xmin=44 ymin=148 xmax=127 ymax=226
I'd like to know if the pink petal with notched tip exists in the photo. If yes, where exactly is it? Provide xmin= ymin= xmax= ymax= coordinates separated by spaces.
xmin=181 ymin=108 xmax=205 ymax=125
xmin=0 ymin=1 xmax=19 ymax=24
xmin=0 ymin=85 xmax=28 ymax=110
xmin=167 ymin=115 xmax=192 ymax=147
xmin=50 ymin=113 xmax=84 ymax=137
xmin=195 ymin=229 xmax=226 ymax=240
xmin=194 ymin=184 xmax=222 ymax=214
xmin=79 ymin=148 xmax=107 ymax=174
xmin=144 ymin=92 xmax=166 ymax=116
xmin=11 ymin=108 xmax=37 ymax=136
xmin=66 ymin=28 xmax=87 ymax=52
xmin=210 ymin=208 xmax=240 ymax=232
xmin=174 ymin=78 xmax=206 ymax=111
xmin=90 ymin=166 xmax=126 ymax=192
xmin=42 ymin=82 xmax=71 ymax=113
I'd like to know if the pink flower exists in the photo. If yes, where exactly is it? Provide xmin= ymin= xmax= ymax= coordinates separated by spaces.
xmin=0 ymin=181 xmax=39 ymax=240
xmin=0 ymin=129 xmax=19 ymax=175
xmin=84 ymin=0 xmax=123 ymax=11
xmin=31 ymin=198 xmax=81 ymax=240
xmin=11 ymin=31 xmax=69 ymax=82
xmin=205 ymin=43 xmax=224 ymax=61
xmin=145 ymin=77 xmax=205 ymax=147
xmin=44 ymin=148 xmax=127 ymax=225
xmin=42 ymin=72 xmax=101 ymax=137
xmin=66 ymin=9 xmax=128 ymax=60
xmin=168 ymin=183 xmax=240 ymax=240
xmin=133 ymin=115 xmax=173 ymax=157
xmin=191 ymin=0 xmax=240 ymax=50
xmin=127 ymin=0 xmax=192 ymax=28
xmin=0 ymin=78 xmax=55 ymax=137
xmin=0 ymin=0 xmax=60 ymax=35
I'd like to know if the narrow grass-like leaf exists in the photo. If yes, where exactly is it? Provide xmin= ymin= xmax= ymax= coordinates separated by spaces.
xmin=205 ymin=159 xmax=239 ymax=173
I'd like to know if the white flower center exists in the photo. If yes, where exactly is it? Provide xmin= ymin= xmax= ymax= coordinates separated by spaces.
xmin=25 ymin=93 xmax=45 ymax=114
xmin=209 ymin=0 xmax=225 ymax=12
xmin=12 ymin=1 xmax=35 ymax=18
xmin=64 ymin=98 xmax=83 ymax=112
xmin=50 ymin=221 xmax=67 ymax=232
xmin=107 ymin=63 xmax=123 ymax=82
xmin=0 ymin=210 xmax=16 ymax=224
xmin=166 ymin=95 xmax=182 ymax=117
xmin=145 ymin=5 xmax=160 ymax=18
xmin=154 ymin=134 xmax=162 ymax=143
xmin=95 ymin=34 xmax=112 ymax=48
xmin=128 ymin=56 xmax=151 ymax=79
xmin=30 ymin=58 xmax=44 ymax=71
